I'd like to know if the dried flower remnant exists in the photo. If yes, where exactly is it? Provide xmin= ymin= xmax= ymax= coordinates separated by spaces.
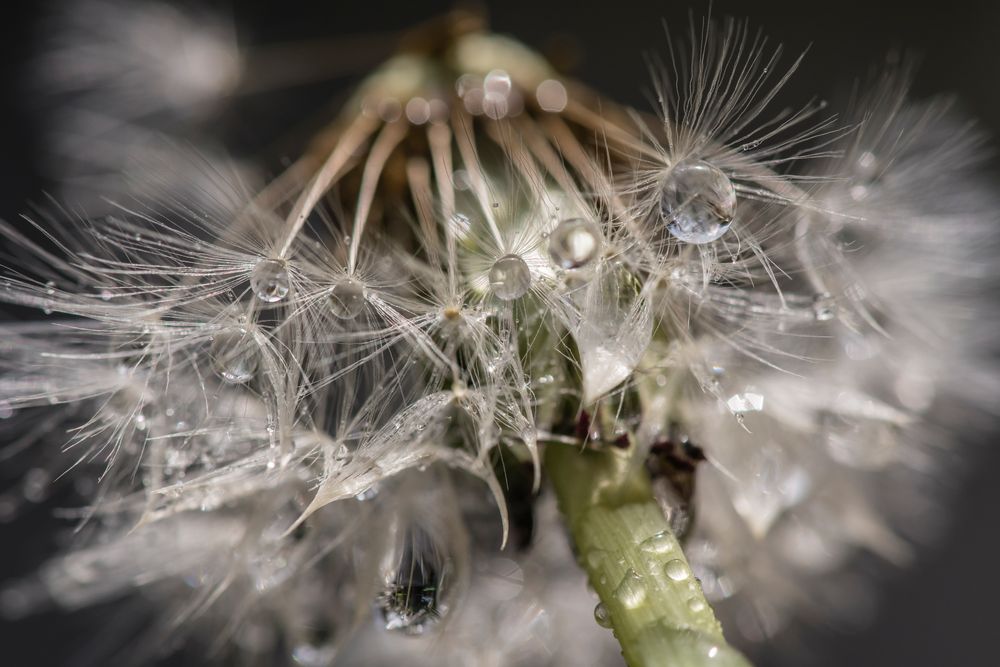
xmin=0 ymin=6 xmax=997 ymax=667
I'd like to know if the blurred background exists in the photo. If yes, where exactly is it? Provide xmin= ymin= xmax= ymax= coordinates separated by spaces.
xmin=1 ymin=1 xmax=998 ymax=665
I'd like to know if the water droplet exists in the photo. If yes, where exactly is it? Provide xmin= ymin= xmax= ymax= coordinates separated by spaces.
xmin=489 ymin=254 xmax=531 ymax=300
xmin=688 ymin=597 xmax=706 ymax=613
xmin=593 ymin=602 xmax=612 ymax=628
xmin=726 ymin=390 xmax=764 ymax=414
xmin=613 ymin=569 xmax=647 ymax=609
xmin=639 ymin=530 xmax=675 ymax=555
xmin=483 ymin=69 xmax=512 ymax=119
xmin=329 ymin=281 xmax=366 ymax=319
xmin=548 ymin=218 xmax=602 ymax=269
xmin=660 ymin=161 xmax=736 ymax=244
xmin=664 ymin=559 xmax=690 ymax=582
xmin=378 ymin=525 xmax=450 ymax=635
xmin=251 ymin=259 xmax=290 ymax=303
xmin=812 ymin=292 xmax=836 ymax=321
xmin=210 ymin=329 xmax=257 ymax=383
xmin=354 ymin=484 xmax=379 ymax=502
xmin=658 ymin=627 xmax=747 ymax=664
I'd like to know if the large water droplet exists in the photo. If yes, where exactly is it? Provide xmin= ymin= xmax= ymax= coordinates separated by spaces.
xmin=593 ymin=602 xmax=612 ymax=628
xmin=211 ymin=329 xmax=257 ymax=383
xmin=639 ymin=530 xmax=675 ymax=555
xmin=489 ymin=254 xmax=531 ymax=300
xmin=548 ymin=218 xmax=602 ymax=269
xmin=329 ymin=281 xmax=366 ymax=319
xmin=378 ymin=525 xmax=450 ymax=635
xmin=660 ymin=161 xmax=736 ymax=244
xmin=251 ymin=259 xmax=290 ymax=303
xmin=664 ymin=559 xmax=690 ymax=582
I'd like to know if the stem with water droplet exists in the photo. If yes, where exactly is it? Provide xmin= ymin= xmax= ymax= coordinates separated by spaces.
xmin=545 ymin=443 xmax=751 ymax=667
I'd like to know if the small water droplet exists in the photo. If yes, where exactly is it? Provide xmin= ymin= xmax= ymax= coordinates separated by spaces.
xmin=593 ymin=602 xmax=612 ymax=628
xmin=548 ymin=218 xmax=602 ymax=269
xmin=251 ymin=259 xmax=290 ymax=303
xmin=489 ymin=254 xmax=531 ymax=300
xmin=355 ymin=485 xmax=379 ymax=502
xmin=688 ymin=597 xmax=706 ymax=613
xmin=726 ymin=390 xmax=764 ymax=414
xmin=329 ymin=281 xmax=366 ymax=319
xmin=210 ymin=329 xmax=257 ymax=383
xmin=613 ymin=569 xmax=647 ymax=609
xmin=664 ymin=559 xmax=690 ymax=582
xmin=660 ymin=161 xmax=736 ymax=244
xmin=812 ymin=292 xmax=836 ymax=321
xmin=639 ymin=530 xmax=675 ymax=555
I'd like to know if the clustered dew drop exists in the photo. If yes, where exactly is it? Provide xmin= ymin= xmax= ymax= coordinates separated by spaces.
xmin=660 ymin=161 xmax=737 ymax=244
xmin=250 ymin=258 xmax=290 ymax=303
xmin=489 ymin=254 xmax=531 ymax=300
xmin=548 ymin=217 xmax=602 ymax=269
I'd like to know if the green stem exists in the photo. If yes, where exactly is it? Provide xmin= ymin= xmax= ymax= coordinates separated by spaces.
xmin=545 ymin=443 xmax=752 ymax=667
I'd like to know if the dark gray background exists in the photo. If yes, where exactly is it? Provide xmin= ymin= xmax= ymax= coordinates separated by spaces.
xmin=1 ymin=1 xmax=998 ymax=665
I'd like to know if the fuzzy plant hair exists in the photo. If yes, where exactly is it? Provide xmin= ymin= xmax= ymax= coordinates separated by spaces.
xmin=0 ymin=3 xmax=997 ymax=667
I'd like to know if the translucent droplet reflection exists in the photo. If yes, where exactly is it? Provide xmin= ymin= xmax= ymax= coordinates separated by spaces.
xmin=251 ymin=259 xmax=290 ymax=303
xmin=489 ymin=254 xmax=531 ymax=300
xmin=548 ymin=218 xmax=602 ymax=269
xmin=211 ymin=329 xmax=257 ymax=383
xmin=329 ymin=281 xmax=366 ymax=319
xmin=660 ymin=161 xmax=737 ymax=244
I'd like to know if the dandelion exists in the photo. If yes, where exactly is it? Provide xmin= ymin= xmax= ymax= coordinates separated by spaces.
xmin=1 ymin=6 xmax=997 ymax=667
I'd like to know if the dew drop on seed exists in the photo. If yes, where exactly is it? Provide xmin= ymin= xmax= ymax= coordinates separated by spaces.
xmin=664 ymin=558 xmax=690 ymax=582
xmin=548 ymin=218 xmax=602 ymax=269
xmin=211 ymin=330 xmax=257 ymax=383
xmin=593 ymin=602 xmax=612 ymax=628
xmin=660 ymin=161 xmax=736 ymax=244
xmin=613 ymin=569 xmax=647 ymax=609
xmin=489 ymin=254 xmax=531 ymax=300
xmin=329 ymin=281 xmax=366 ymax=319
xmin=251 ymin=259 xmax=290 ymax=303
xmin=639 ymin=530 xmax=675 ymax=555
